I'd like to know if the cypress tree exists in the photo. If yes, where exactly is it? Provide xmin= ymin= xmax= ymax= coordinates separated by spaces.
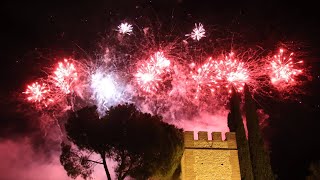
xmin=228 ymin=89 xmax=254 ymax=180
xmin=244 ymin=85 xmax=274 ymax=180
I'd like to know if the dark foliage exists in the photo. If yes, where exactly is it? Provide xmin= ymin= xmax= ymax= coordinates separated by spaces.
xmin=60 ymin=103 xmax=184 ymax=180
xmin=228 ymin=88 xmax=254 ymax=180
xmin=62 ymin=105 xmax=112 ymax=179
xmin=244 ymin=85 xmax=274 ymax=180
xmin=60 ymin=143 xmax=94 ymax=179
xmin=103 ymin=104 xmax=184 ymax=179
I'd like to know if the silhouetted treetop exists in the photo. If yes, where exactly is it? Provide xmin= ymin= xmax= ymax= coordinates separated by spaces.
xmin=61 ymin=103 xmax=184 ymax=180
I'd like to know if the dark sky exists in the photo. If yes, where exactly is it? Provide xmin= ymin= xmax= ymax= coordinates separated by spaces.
xmin=1 ymin=0 xmax=320 ymax=179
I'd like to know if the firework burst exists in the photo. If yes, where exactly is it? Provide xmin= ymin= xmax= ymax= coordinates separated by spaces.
xmin=135 ymin=51 xmax=171 ymax=93
xmin=186 ymin=23 xmax=206 ymax=41
xmin=53 ymin=59 xmax=78 ymax=94
xmin=23 ymin=82 xmax=53 ymax=107
xmin=117 ymin=22 xmax=133 ymax=35
xmin=189 ymin=52 xmax=249 ymax=100
xmin=268 ymin=49 xmax=303 ymax=89
xmin=90 ymin=69 xmax=127 ymax=114
xmin=213 ymin=52 xmax=249 ymax=92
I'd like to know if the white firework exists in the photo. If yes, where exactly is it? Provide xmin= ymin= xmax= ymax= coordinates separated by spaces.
xmin=117 ymin=22 xmax=133 ymax=35
xmin=186 ymin=23 xmax=206 ymax=41
xmin=90 ymin=69 xmax=125 ymax=115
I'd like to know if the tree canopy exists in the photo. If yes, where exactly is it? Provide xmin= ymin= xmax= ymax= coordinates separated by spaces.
xmin=60 ymin=103 xmax=184 ymax=180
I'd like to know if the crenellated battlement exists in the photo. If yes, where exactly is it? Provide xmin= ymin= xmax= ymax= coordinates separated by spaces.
xmin=181 ymin=131 xmax=240 ymax=179
xmin=184 ymin=131 xmax=237 ymax=149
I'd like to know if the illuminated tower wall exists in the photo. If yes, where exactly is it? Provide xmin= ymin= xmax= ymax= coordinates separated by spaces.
xmin=181 ymin=131 xmax=241 ymax=180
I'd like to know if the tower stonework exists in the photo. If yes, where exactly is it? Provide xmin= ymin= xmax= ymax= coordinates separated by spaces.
xmin=181 ymin=131 xmax=241 ymax=180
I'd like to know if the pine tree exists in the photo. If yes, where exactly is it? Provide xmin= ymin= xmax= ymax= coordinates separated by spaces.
xmin=61 ymin=104 xmax=184 ymax=180
xmin=244 ymin=85 xmax=274 ymax=180
xmin=228 ymin=89 xmax=254 ymax=180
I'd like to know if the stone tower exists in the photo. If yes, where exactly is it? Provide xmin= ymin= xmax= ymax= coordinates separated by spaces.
xmin=181 ymin=131 xmax=241 ymax=180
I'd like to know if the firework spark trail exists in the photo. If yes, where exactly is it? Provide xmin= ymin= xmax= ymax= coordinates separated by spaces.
xmin=186 ymin=23 xmax=206 ymax=41
xmin=269 ymin=49 xmax=303 ymax=89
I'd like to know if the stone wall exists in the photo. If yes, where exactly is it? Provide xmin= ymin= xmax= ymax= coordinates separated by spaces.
xmin=181 ymin=131 xmax=241 ymax=180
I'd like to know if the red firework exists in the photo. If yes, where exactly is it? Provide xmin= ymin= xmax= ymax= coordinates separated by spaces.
xmin=53 ymin=59 xmax=78 ymax=94
xmin=269 ymin=49 xmax=303 ymax=89
xmin=190 ymin=52 xmax=249 ymax=99
xmin=214 ymin=52 xmax=248 ymax=92
xmin=23 ymin=82 xmax=54 ymax=107
xmin=135 ymin=51 xmax=171 ymax=93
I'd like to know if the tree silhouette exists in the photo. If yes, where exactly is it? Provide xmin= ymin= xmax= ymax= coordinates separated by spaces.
xmin=60 ymin=142 xmax=95 ymax=179
xmin=228 ymin=88 xmax=254 ymax=180
xmin=60 ymin=104 xmax=184 ymax=180
xmin=61 ymin=105 xmax=112 ymax=179
xmin=244 ymin=85 xmax=274 ymax=179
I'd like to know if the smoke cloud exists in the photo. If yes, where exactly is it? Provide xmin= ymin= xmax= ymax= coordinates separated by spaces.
xmin=0 ymin=137 xmax=116 ymax=180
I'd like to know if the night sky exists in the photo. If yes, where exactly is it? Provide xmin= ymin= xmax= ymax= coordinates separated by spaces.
xmin=1 ymin=0 xmax=320 ymax=179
